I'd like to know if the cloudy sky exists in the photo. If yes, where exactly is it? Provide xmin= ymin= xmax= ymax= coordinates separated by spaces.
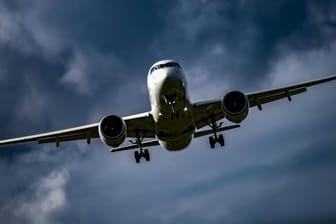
xmin=0 ymin=0 xmax=336 ymax=223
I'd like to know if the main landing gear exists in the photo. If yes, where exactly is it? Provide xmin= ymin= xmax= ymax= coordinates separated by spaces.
xmin=131 ymin=134 xmax=150 ymax=163
xmin=134 ymin=149 xmax=150 ymax=163
xmin=208 ymin=117 xmax=225 ymax=149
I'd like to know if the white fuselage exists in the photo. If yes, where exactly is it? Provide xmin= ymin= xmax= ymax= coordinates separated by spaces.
xmin=147 ymin=60 xmax=195 ymax=150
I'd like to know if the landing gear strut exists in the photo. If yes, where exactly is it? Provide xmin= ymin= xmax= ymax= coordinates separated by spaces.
xmin=208 ymin=117 xmax=225 ymax=148
xmin=131 ymin=133 xmax=151 ymax=163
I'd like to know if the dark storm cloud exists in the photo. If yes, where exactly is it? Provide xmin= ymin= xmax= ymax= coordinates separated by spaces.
xmin=28 ymin=0 xmax=171 ymax=66
xmin=0 ymin=0 xmax=148 ymax=132
xmin=0 ymin=0 xmax=336 ymax=223
xmin=154 ymin=0 xmax=336 ymax=88
xmin=0 ymin=1 xmax=132 ymax=221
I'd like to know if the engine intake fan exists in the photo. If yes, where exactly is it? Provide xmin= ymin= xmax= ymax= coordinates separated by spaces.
xmin=98 ymin=115 xmax=126 ymax=147
xmin=221 ymin=91 xmax=249 ymax=123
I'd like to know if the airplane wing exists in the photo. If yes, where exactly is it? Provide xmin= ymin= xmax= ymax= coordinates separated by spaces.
xmin=1 ymin=75 xmax=334 ymax=149
xmin=247 ymin=75 xmax=336 ymax=110
xmin=193 ymin=75 xmax=336 ymax=129
xmin=0 ymin=112 xmax=155 ymax=147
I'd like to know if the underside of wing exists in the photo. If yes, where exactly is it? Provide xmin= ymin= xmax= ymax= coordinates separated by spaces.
xmin=0 ymin=111 xmax=156 ymax=147
xmin=123 ymin=112 xmax=155 ymax=138
xmin=194 ymin=124 xmax=240 ymax=138
xmin=192 ymin=75 xmax=335 ymax=129
xmin=0 ymin=123 xmax=99 ymax=146
xmin=192 ymin=99 xmax=224 ymax=129
xmin=111 ymin=140 xmax=160 ymax=152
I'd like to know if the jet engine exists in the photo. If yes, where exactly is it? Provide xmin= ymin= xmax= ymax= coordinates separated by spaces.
xmin=99 ymin=115 xmax=126 ymax=147
xmin=221 ymin=91 xmax=249 ymax=123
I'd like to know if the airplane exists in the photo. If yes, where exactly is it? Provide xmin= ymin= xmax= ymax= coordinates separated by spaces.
xmin=0 ymin=60 xmax=335 ymax=163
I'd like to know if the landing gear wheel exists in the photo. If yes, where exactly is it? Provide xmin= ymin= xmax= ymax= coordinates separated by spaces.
xmin=218 ymin=134 xmax=225 ymax=147
xmin=134 ymin=151 xmax=140 ymax=163
xmin=209 ymin=136 xmax=216 ymax=149
xmin=144 ymin=149 xmax=150 ymax=161
xmin=131 ymin=131 xmax=153 ymax=163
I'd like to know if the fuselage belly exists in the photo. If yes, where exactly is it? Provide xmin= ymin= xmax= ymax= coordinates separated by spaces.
xmin=147 ymin=60 xmax=195 ymax=151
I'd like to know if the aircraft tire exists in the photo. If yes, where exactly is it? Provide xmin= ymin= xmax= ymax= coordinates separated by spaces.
xmin=134 ymin=151 xmax=140 ymax=163
xmin=219 ymin=134 xmax=225 ymax=147
xmin=144 ymin=149 xmax=150 ymax=161
xmin=209 ymin=136 xmax=215 ymax=149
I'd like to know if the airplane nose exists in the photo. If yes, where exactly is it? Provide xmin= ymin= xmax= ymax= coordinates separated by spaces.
xmin=165 ymin=67 xmax=182 ymax=82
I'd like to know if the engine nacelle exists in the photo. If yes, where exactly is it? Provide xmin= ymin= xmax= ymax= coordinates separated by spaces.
xmin=221 ymin=91 xmax=249 ymax=123
xmin=98 ymin=115 xmax=126 ymax=147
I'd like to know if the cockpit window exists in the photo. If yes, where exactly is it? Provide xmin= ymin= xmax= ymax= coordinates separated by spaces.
xmin=150 ymin=62 xmax=182 ymax=74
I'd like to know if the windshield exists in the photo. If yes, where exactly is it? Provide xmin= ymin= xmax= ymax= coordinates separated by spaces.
xmin=150 ymin=62 xmax=182 ymax=74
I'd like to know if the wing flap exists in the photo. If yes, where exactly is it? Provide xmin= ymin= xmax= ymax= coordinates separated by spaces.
xmin=38 ymin=133 xmax=88 ymax=144
xmin=110 ymin=140 xmax=160 ymax=152
xmin=0 ymin=123 xmax=99 ymax=146
xmin=194 ymin=125 xmax=240 ymax=138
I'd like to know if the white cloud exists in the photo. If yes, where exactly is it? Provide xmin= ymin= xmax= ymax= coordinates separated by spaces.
xmin=17 ymin=169 xmax=69 ymax=224
xmin=0 ymin=169 xmax=69 ymax=224
xmin=61 ymin=50 xmax=91 ymax=95
xmin=269 ymin=40 xmax=336 ymax=87
xmin=0 ymin=1 xmax=78 ymax=59
xmin=23 ymin=2 xmax=68 ymax=57
xmin=14 ymin=78 xmax=47 ymax=124
xmin=60 ymin=48 xmax=122 ymax=95
xmin=186 ymin=65 xmax=230 ymax=101
xmin=0 ymin=3 xmax=39 ymax=55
